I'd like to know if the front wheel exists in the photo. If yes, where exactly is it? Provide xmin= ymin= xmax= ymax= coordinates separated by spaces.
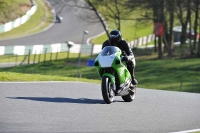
xmin=122 ymin=87 xmax=136 ymax=102
xmin=101 ymin=76 xmax=114 ymax=104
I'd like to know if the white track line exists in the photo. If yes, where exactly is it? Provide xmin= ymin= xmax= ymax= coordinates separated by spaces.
xmin=171 ymin=129 xmax=200 ymax=133
xmin=0 ymin=81 xmax=87 ymax=83
xmin=86 ymin=31 xmax=106 ymax=45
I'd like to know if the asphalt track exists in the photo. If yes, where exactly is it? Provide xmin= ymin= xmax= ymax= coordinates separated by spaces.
xmin=0 ymin=0 xmax=104 ymax=46
xmin=0 ymin=82 xmax=200 ymax=133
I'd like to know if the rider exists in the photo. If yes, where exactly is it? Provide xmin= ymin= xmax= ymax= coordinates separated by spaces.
xmin=102 ymin=30 xmax=138 ymax=86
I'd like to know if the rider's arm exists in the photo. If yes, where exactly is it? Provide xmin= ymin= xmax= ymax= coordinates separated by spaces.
xmin=122 ymin=41 xmax=136 ymax=68
xmin=102 ymin=40 xmax=109 ymax=49
xmin=122 ymin=40 xmax=134 ymax=60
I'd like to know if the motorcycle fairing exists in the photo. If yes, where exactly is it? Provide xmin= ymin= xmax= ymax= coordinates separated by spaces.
xmin=102 ymin=73 xmax=115 ymax=85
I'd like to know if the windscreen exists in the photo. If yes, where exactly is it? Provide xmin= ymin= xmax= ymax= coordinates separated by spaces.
xmin=101 ymin=46 xmax=120 ymax=56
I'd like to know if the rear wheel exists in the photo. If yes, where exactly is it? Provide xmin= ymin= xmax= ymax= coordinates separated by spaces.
xmin=122 ymin=87 xmax=136 ymax=102
xmin=101 ymin=76 xmax=114 ymax=104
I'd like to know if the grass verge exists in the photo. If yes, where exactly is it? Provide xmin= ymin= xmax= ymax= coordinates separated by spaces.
xmin=0 ymin=71 xmax=100 ymax=83
xmin=0 ymin=50 xmax=199 ymax=93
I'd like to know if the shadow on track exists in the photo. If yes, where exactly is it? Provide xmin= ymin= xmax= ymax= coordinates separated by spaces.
xmin=7 ymin=97 xmax=105 ymax=104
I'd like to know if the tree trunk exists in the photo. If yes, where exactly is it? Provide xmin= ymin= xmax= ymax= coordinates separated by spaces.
xmin=154 ymin=35 xmax=157 ymax=52
xmin=189 ymin=14 xmax=195 ymax=55
xmin=157 ymin=0 xmax=165 ymax=59
xmin=197 ymin=25 xmax=200 ymax=57
xmin=86 ymin=0 xmax=109 ymax=37
xmin=193 ymin=0 xmax=199 ymax=50
xmin=168 ymin=0 xmax=175 ymax=57
xmin=158 ymin=36 xmax=163 ymax=59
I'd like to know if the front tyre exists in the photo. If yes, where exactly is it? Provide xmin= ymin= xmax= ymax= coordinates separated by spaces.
xmin=122 ymin=87 xmax=136 ymax=102
xmin=101 ymin=76 xmax=114 ymax=104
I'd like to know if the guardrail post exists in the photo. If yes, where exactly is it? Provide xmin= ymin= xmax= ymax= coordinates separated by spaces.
xmin=15 ymin=54 xmax=18 ymax=66
xmin=33 ymin=51 xmax=36 ymax=64
xmin=56 ymin=47 xmax=58 ymax=60
xmin=67 ymin=47 xmax=70 ymax=59
xmin=27 ymin=49 xmax=31 ymax=65
xmin=145 ymin=36 xmax=149 ymax=49
xmin=44 ymin=48 xmax=47 ymax=62
xmin=50 ymin=48 xmax=53 ymax=61
xmin=38 ymin=50 xmax=42 ymax=63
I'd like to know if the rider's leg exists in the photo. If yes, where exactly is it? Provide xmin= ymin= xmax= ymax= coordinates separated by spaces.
xmin=131 ymin=70 xmax=138 ymax=85
xmin=127 ymin=60 xmax=138 ymax=85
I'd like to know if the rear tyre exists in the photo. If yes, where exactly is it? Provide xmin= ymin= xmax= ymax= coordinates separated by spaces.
xmin=101 ymin=76 xmax=114 ymax=104
xmin=122 ymin=87 xmax=136 ymax=102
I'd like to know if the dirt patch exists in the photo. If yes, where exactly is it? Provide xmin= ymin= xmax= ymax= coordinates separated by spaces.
xmin=20 ymin=4 xmax=32 ymax=13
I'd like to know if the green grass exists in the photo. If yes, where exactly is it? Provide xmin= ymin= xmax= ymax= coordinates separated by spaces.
xmin=0 ymin=0 xmax=53 ymax=39
xmin=0 ymin=52 xmax=81 ymax=63
xmin=91 ymin=20 xmax=153 ymax=44
xmin=0 ymin=71 xmax=100 ymax=83
xmin=0 ymin=51 xmax=199 ymax=93
xmin=135 ymin=57 xmax=200 ymax=93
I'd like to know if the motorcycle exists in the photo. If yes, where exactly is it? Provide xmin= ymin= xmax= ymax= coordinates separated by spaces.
xmin=94 ymin=46 xmax=136 ymax=104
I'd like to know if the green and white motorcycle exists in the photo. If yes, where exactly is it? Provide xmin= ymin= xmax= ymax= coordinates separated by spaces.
xmin=94 ymin=46 xmax=136 ymax=104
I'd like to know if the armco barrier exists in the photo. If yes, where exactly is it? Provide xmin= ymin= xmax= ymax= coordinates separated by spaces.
xmin=128 ymin=34 xmax=155 ymax=48
xmin=0 ymin=34 xmax=155 ymax=56
xmin=0 ymin=43 xmax=102 ymax=56
xmin=0 ymin=35 xmax=155 ymax=68
xmin=0 ymin=1 xmax=38 ymax=33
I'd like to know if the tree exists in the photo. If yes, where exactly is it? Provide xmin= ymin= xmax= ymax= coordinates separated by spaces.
xmin=72 ymin=0 xmax=200 ymax=58
xmin=192 ymin=0 xmax=200 ymax=57
xmin=175 ymin=0 xmax=191 ymax=45
xmin=69 ymin=0 xmax=109 ymax=37
xmin=0 ymin=0 xmax=7 ymax=10
xmin=195 ymin=0 xmax=200 ymax=57
xmin=96 ymin=0 xmax=134 ymax=31
xmin=142 ymin=0 xmax=165 ymax=59
xmin=192 ymin=0 xmax=199 ymax=50
xmin=85 ymin=0 xmax=109 ymax=36
xmin=166 ymin=0 xmax=175 ymax=57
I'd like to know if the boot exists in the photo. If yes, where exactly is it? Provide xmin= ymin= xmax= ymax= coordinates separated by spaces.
xmin=132 ymin=76 xmax=138 ymax=85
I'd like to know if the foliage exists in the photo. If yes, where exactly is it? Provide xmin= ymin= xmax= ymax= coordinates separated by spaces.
xmin=89 ymin=0 xmax=200 ymax=58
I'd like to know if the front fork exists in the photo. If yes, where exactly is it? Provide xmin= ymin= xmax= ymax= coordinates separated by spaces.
xmin=102 ymin=73 xmax=116 ymax=94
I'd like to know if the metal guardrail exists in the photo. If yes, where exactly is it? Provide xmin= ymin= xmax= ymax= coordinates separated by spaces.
xmin=0 ymin=34 xmax=156 ymax=68
xmin=0 ymin=43 xmax=98 ymax=68
xmin=0 ymin=43 xmax=99 ymax=56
